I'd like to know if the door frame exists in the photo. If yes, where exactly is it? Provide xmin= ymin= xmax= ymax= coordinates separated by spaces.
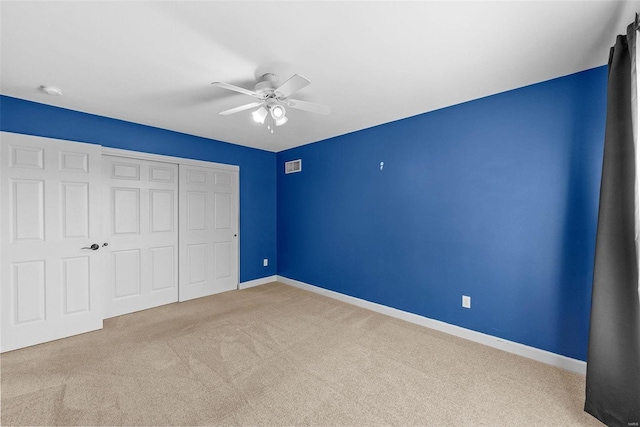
xmin=101 ymin=147 xmax=241 ymax=300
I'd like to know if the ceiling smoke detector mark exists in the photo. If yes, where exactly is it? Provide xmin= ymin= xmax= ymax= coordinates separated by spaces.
xmin=285 ymin=159 xmax=302 ymax=174
xmin=40 ymin=85 xmax=63 ymax=96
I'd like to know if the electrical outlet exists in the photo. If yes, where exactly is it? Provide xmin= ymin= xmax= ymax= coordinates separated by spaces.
xmin=462 ymin=295 xmax=471 ymax=309
xmin=263 ymin=258 xmax=268 ymax=267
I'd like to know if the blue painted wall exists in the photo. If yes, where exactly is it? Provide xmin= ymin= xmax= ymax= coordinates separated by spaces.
xmin=1 ymin=66 xmax=608 ymax=360
xmin=277 ymin=67 xmax=608 ymax=361
xmin=0 ymin=95 xmax=277 ymax=282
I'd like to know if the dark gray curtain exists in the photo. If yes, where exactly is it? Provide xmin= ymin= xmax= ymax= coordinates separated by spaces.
xmin=585 ymin=19 xmax=640 ymax=427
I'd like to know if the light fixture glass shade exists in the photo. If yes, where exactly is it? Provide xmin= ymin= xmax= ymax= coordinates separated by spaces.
xmin=274 ymin=116 xmax=288 ymax=127
xmin=270 ymin=105 xmax=286 ymax=120
xmin=252 ymin=106 xmax=268 ymax=124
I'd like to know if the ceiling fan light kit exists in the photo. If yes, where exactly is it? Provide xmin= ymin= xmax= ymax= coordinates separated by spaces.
xmin=252 ymin=106 xmax=268 ymax=124
xmin=212 ymin=73 xmax=331 ymax=133
xmin=274 ymin=115 xmax=288 ymax=127
xmin=271 ymin=104 xmax=285 ymax=119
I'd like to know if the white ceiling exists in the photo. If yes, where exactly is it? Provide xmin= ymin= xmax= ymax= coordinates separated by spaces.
xmin=2 ymin=1 xmax=639 ymax=152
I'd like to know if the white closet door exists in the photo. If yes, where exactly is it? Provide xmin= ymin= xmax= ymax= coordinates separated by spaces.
xmin=0 ymin=132 xmax=103 ymax=352
xmin=179 ymin=164 xmax=238 ymax=302
xmin=102 ymin=156 xmax=179 ymax=318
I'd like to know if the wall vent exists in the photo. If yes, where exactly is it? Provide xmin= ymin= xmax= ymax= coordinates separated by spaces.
xmin=285 ymin=159 xmax=302 ymax=174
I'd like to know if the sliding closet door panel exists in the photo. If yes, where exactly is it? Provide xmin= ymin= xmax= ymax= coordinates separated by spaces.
xmin=179 ymin=165 xmax=238 ymax=302
xmin=1 ymin=132 xmax=103 ymax=352
xmin=102 ymin=156 xmax=178 ymax=318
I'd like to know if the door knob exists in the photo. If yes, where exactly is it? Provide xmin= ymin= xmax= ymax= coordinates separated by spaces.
xmin=81 ymin=244 xmax=100 ymax=250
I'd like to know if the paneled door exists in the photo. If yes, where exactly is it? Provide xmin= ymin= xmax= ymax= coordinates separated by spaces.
xmin=0 ymin=132 xmax=103 ymax=352
xmin=179 ymin=164 xmax=238 ymax=302
xmin=102 ymin=156 xmax=179 ymax=318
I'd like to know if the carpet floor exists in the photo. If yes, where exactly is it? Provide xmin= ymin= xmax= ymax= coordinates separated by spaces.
xmin=1 ymin=282 xmax=601 ymax=426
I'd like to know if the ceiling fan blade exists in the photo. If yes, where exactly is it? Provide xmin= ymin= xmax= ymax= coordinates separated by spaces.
xmin=219 ymin=101 xmax=263 ymax=116
xmin=212 ymin=82 xmax=262 ymax=98
xmin=286 ymin=99 xmax=331 ymax=115
xmin=274 ymin=74 xmax=311 ymax=98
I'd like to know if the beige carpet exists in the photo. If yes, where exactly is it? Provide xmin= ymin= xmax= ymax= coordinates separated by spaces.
xmin=1 ymin=282 xmax=601 ymax=426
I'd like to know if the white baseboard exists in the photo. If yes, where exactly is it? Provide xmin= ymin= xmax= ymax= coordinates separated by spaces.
xmin=277 ymin=275 xmax=587 ymax=375
xmin=239 ymin=275 xmax=278 ymax=290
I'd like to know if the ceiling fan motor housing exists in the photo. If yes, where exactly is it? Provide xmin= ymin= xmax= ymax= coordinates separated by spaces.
xmin=254 ymin=73 xmax=279 ymax=96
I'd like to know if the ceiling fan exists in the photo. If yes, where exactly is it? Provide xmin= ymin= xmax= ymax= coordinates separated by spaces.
xmin=212 ymin=73 xmax=331 ymax=132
